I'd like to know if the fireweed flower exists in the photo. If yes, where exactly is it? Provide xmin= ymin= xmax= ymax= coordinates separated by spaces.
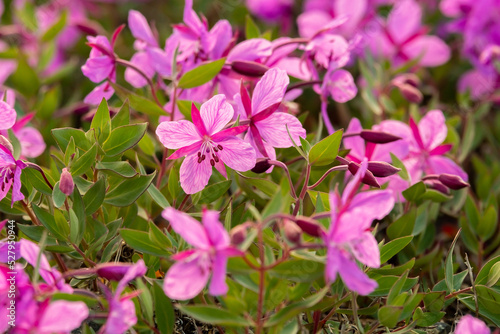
xmin=156 ymin=94 xmax=256 ymax=194
xmin=367 ymin=0 xmax=450 ymax=67
xmin=0 ymin=91 xmax=17 ymax=131
xmin=0 ymin=143 xmax=27 ymax=207
xmin=455 ymin=315 xmax=490 ymax=334
xmin=100 ymin=260 xmax=147 ymax=334
xmin=162 ymin=207 xmax=243 ymax=300
xmin=322 ymin=161 xmax=394 ymax=295
xmin=234 ymin=68 xmax=306 ymax=162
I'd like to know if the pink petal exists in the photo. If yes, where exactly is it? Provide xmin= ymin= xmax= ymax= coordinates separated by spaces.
xmin=200 ymin=95 xmax=234 ymax=135
xmin=338 ymin=252 xmax=377 ymax=295
xmin=455 ymin=315 xmax=490 ymax=334
xmin=324 ymin=69 xmax=357 ymax=103
xmin=427 ymin=156 xmax=468 ymax=182
xmin=430 ymin=144 xmax=453 ymax=156
xmin=403 ymin=35 xmax=451 ymax=67
xmin=256 ymin=112 xmax=306 ymax=148
xmin=81 ymin=56 xmax=114 ymax=83
xmin=207 ymin=19 xmax=233 ymax=59
xmin=156 ymin=120 xmax=201 ymax=149
xmin=334 ymin=0 xmax=367 ymax=35
xmin=183 ymin=0 xmax=204 ymax=33
xmin=251 ymin=68 xmax=289 ymax=116
xmin=344 ymin=118 xmax=366 ymax=162
xmin=0 ymin=60 xmax=17 ymax=86
xmin=215 ymin=137 xmax=256 ymax=172
xmin=128 ymin=10 xmax=158 ymax=47
xmin=11 ymin=164 xmax=25 ymax=206
xmin=244 ymin=131 xmax=276 ymax=173
xmin=297 ymin=11 xmax=332 ymax=38
xmin=227 ymin=39 xmax=272 ymax=62
xmin=458 ymin=69 xmax=496 ymax=100
xmin=325 ymin=245 xmax=340 ymax=283
xmin=0 ymin=101 xmax=16 ymax=130
xmin=273 ymin=57 xmax=312 ymax=81
xmin=105 ymin=299 xmax=137 ymax=334
xmin=39 ymin=301 xmax=88 ymax=332
xmin=387 ymin=0 xmax=422 ymax=44
xmin=148 ymin=47 xmax=172 ymax=77
xmin=350 ymin=232 xmax=380 ymax=268
xmin=116 ymin=260 xmax=147 ymax=296
xmin=371 ymin=120 xmax=411 ymax=162
xmin=124 ymin=52 xmax=155 ymax=88
xmin=162 ymin=207 xmax=210 ymax=248
xmin=418 ymin=110 xmax=447 ymax=151
xmin=209 ymin=253 xmax=229 ymax=296
xmin=164 ymin=254 xmax=210 ymax=300
xmin=202 ymin=210 xmax=230 ymax=248
xmin=20 ymin=239 xmax=51 ymax=272
xmin=179 ymin=153 xmax=214 ymax=194
xmin=15 ymin=127 xmax=46 ymax=158
xmin=84 ymin=82 xmax=114 ymax=105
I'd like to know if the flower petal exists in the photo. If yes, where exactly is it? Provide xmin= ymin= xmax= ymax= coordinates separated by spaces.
xmin=215 ymin=137 xmax=256 ymax=172
xmin=164 ymin=254 xmax=210 ymax=300
xmin=38 ymin=301 xmax=89 ymax=333
xmin=105 ymin=298 xmax=137 ymax=334
xmin=325 ymin=245 xmax=340 ymax=283
xmin=350 ymin=232 xmax=380 ymax=268
xmin=0 ymin=101 xmax=16 ymax=130
xmin=256 ymin=112 xmax=306 ymax=148
xmin=84 ymin=82 xmax=115 ymax=105
xmin=200 ymin=95 xmax=234 ymax=135
xmin=11 ymin=164 xmax=24 ymax=206
xmin=162 ymin=207 xmax=210 ymax=248
xmin=16 ymin=127 xmax=46 ymax=158
xmin=387 ymin=0 xmax=422 ymax=44
xmin=227 ymin=38 xmax=272 ymax=62
xmin=338 ymin=252 xmax=378 ymax=295
xmin=202 ymin=210 xmax=230 ymax=248
xmin=251 ymin=68 xmax=289 ymax=116
xmin=418 ymin=110 xmax=447 ymax=151
xmin=427 ymin=156 xmax=468 ymax=182
xmin=128 ymin=10 xmax=158 ymax=47
xmin=323 ymin=69 xmax=357 ymax=103
xmin=455 ymin=315 xmax=490 ymax=334
xmin=209 ymin=253 xmax=229 ymax=296
xmin=179 ymin=154 xmax=213 ymax=194
xmin=403 ymin=35 xmax=451 ymax=67
xmin=124 ymin=52 xmax=155 ymax=88
xmin=344 ymin=118 xmax=365 ymax=162
xmin=156 ymin=120 xmax=201 ymax=149
xmin=81 ymin=56 xmax=114 ymax=83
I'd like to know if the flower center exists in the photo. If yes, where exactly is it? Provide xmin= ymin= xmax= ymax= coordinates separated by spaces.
xmin=197 ymin=140 xmax=224 ymax=166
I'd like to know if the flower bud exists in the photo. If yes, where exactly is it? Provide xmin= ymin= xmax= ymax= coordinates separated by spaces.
xmin=438 ymin=173 xmax=469 ymax=190
xmin=367 ymin=161 xmax=401 ymax=177
xmin=399 ymin=84 xmax=423 ymax=104
xmin=230 ymin=224 xmax=248 ymax=245
xmin=231 ymin=60 xmax=269 ymax=77
xmin=0 ymin=135 xmax=14 ymax=154
xmin=283 ymin=219 xmax=302 ymax=244
xmin=251 ymin=158 xmax=272 ymax=173
xmin=360 ymin=130 xmax=402 ymax=144
xmin=391 ymin=73 xmax=420 ymax=88
xmin=348 ymin=162 xmax=380 ymax=188
xmin=424 ymin=179 xmax=450 ymax=195
xmin=295 ymin=216 xmax=324 ymax=237
xmin=59 ymin=168 xmax=74 ymax=196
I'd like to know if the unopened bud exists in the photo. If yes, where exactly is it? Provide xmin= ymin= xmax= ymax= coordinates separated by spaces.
xmin=231 ymin=60 xmax=269 ymax=77
xmin=251 ymin=158 xmax=272 ymax=173
xmin=367 ymin=161 xmax=401 ymax=177
xmin=391 ymin=73 xmax=420 ymax=88
xmin=438 ymin=173 xmax=469 ymax=190
xmin=230 ymin=224 xmax=248 ymax=245
xmin=348 ymin=162 xmax=380 ymax=188
xmin=424 ymin=179 xmax=450 ymax=195
xmin=295 ymin=216 xmax=324 ymax=237
xmin=0 ymin=135 xmax=14 ymax=154
xmin=399 ymin=84 xmax=423 ymax=104
xmin=283 ymin=219 xmax=302 ymax=244
xmin=59 ymin=168 xmax=74 ymax=196
xmin=360 ymin=130 xmax=402 ymax=144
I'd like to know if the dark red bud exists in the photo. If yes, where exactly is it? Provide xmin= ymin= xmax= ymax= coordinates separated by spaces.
xmin=283 ymin=219 xmax=302 ymax=244
xmin=360 ymin=130 xmax=402 ymax=144
xmin=251 ymin=158 xmax=272 ymax=173
xmin=424 ymin=179 xmax=450 ymax=195
xmin=399 ymin=83 xmax=423 ymax=104
xmin=438 ymin=173 xmax=469 ymax=190
xmin=230 ymin=225 xmax=248 ymax=245
xmin=391 ymin=73 xmax=421 ymax=88
xmin=231 ymin=60 xmax=269 ymax=77
xmin=295 ymin=216 xmax=324 ymax=237
xmin=348 ymin=162 xmax=381 ymax=188
xmin=59 ymin=168 xmax=74 ymax=196
xmin=367 ymin=161 xmax=401 ymax=177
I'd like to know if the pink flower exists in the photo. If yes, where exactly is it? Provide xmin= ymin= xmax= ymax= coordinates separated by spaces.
xmin=101 ymin=260 xmax=147 ymax=334
xmin=234 ymin=68 xmax=306 ymax=161
xmin=156 ymin=95 xmax=256 ymax=194
xmin=162 ymin=207 xmax=243 ymax=300
xmin=9 ymin=113 xmax=46 ymax=159
xmin=322 ymin=161 xmax=394 ymax=295
xmin=322 ymin=65 xmax=357 ymax=103
xmin=0 ymin=143 xmax=26 ymax=207
xmin=367 ymin=0 xmax=450 ymax=67
xmin=0 ymin=92 xmax=17 ymax=131
xmin=456 ymin=315 xmax=490 ymax=334
xmin=246 ymin=0 xmax=293 ymax=24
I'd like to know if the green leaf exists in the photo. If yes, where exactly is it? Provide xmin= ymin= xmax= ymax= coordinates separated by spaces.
xmin=69 ymin=208 xmax=84 ymax=244
xmin=111 ymin=100 xmax=130 ymax=129
xmin=413 ymin=307 xmax=445 ymax=327
xmin=194 ymin=180 xmax=232 ymax=204
xmin=178 ymin=58 xmax=226 ymax=89
xmin=387 ymin=209 xmax=416 ymax=239
xmin=10 ymin=56 xmax=39 ymax=96
xmin=245 ymin=15 xmax=260 ymax=39
xmin=96 ymin=161 xmax=137 ymax=178
xmin=477 ymin=256 xmax=500 ymax=286
xmin=402 ymin=181 xmax=426 ymax=202
xmin=445 ymin=229 xmax=461 ymax=293
xmin=177 ymin=305 xmax=252 ymax=327
xmin=41 ymin=10 xmax=67 ymax=42
xmin=478 ymin=205 xmax=497 ymax=241
xmin=102 ymin=123 xmax=148 ymax=156
xmin=83 ymin=178 xmax=106 ymax=215
xmin=369 ymin=275 xmax=418 ymax=297
xmin=378 ymin=305 xmax=403 ymax=328
xmin=90 ymin=98 xmax=111 ymax=143
xmin=147 ymin=184 xmax=170 ymax=209
xmin=486 ymin=262 xmax=500 ymax=287
xmin=148 ymin=222 xmax=172 ymax=248
xmin=420 ymin=189 xmax=452 ymax=203
xmin=299 ymin=137 xmax=312 ymax=155
xmin=52 ymin=181 xmax=66 ymax=208
xmin=119 ymin=229 xmax=170 ymax=257
xmin=110 ymin=82 xmax=167 ymax=116
xmin=388 ymin=270 xmax=409 ymax=305
xmin=168 ymin=166 xmax=180 ymax=198
xmin=380 ymin=236 xmax=413 ymax=264
xmin=464 ymin=195 xmax=480 ymax=233
xmin=476 ymin=285 xmax=500 ymax=316
xmin=70 ymin=144 xmax=97 ymax=176
xmin=269 ymin=259 xmax=324 ymax=283
xmin=390 ymin=153 xmax=409 ymax=181
xmin=64 ymin=137 xmax=76 ymax=165
xmin=22 ymin=168 xmax=54 ymax=195
xmin=153 ymin=281 xmax=175 ymax=334
xmin=32 ymin=205 xmax=68 ymax=242
xmin=52 ymin=128 xmax=91 ymax=151
xmin=105 ymin=172 xmax=156 ymax=206
xmin=308 ymin=129 xmax=343 ymax=166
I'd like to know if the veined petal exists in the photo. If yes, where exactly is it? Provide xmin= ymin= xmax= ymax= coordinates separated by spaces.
xmin=325 ymin=245 xmax=340 ymax=283
xmin=84 ymin=82 xmax=114 ymax=105
xmin=105 ymin=298 xmax=136 ymax=334
xmin=162 ymin=207 xmax=210 ymax=248
xmin=0 ymin=101 xmax=16 ymax=130
xmin=38 ymin=301 xmax=88 ymax=333
xmin=164 ymin=254 xmax=210 ymax=300
xmin=338 ymin=252 xmax=377 ymax=295
xmin=208 ymin=253 xmax=229 ymax=296
xmin=324 ymin=69 xmax=357 ymax=103
xmin=156 ymin=120 xmax=201 ymax=149
xmin=179 ymin=154 xmax=213 ymax=194
xmin=417 ymin=110 xmax=447 ymax=151
xmin=256 ymin=112 xmax=306 ymax=148
xmin=11 ymin=164 xmax=24 ymax=206
xmin=211 ymin=126 xmax=249 ymax=141
xmin=251 ymin=68 xmax=289 ymax=116
xmin=202 ymin=210 xmax=230 ymax=248
xmin=200 ymin=95 xmax=234 ymax=135
xmin=215 ymin=137 xmax=256 ymax=172
xmin=81 ymin=56 xmax=114 ymax=83
xmin=167 ymin=141 xmax=202 ymax=160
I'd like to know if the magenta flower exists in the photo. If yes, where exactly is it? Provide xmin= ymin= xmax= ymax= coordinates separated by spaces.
xmin=455 ymin=315 xmax=490 ymax=334
xmin=100 ymin=260 xmax=147 ymax=334
xmin=0 ymin=92 xmax=17 ymax=131
xmin=367 ymin=0 xmax=450 ymax=67
xmin=322 ymin=161 xmax=394 ymax=295
xmin=9 ymin=113 xmax=46 ymax=159
xmin=162 ymin=207 xmax=243 ymax=300
xmin=156 ymin=94 xmax=256 ymax=194
xmin=246 ymin=0 xmax=293 ymax=24
xmin=235 ymin=68 xmax=306 ymax=161
xmin=0 ymin=143 xmax=27 ymax=207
